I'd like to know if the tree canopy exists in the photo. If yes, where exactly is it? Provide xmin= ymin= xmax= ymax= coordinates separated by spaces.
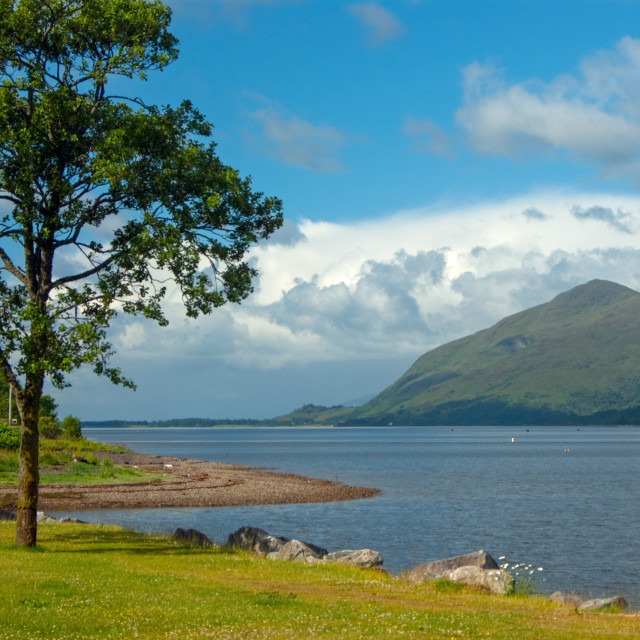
xmin=0 ymin=0 xmax=283 ymax=546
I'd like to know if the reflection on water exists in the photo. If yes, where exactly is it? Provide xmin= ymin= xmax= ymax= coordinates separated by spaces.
xmin=63 ymin=426 xmax=640 ymax=608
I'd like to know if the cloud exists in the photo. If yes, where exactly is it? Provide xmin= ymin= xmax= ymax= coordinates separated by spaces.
xmin=403 ymin=117 xmax=454 ymax=157
xmin=571 ymin=205 xmax=634 ymax=233
xmin=346 ymin=2 xmax=405 ymax=46
xmin=456 ymin=38 xmax=640 ymax=179
xmin=246 ymin=96 xmax=346 ymax=172
xmin=56 ymin=191 xmax=640 ymax=419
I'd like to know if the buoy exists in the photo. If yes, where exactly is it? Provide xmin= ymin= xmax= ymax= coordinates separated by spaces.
xmin=511 ymin=437 xmax=515 ymax=442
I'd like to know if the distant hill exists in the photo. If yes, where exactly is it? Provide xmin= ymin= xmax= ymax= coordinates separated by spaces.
xmin=343 ymin=279 xmax=640 ymax=426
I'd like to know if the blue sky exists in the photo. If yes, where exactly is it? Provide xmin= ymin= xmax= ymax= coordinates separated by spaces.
xmin=56 ymin=0 xmax=640 ymax=421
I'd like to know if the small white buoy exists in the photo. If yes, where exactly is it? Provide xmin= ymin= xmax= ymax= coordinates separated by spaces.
xmin=511 ymin=437 xmax=515 ymax=442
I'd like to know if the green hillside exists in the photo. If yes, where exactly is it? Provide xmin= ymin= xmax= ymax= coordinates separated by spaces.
xmin=345 ymin=280 xmax=640 ymax=425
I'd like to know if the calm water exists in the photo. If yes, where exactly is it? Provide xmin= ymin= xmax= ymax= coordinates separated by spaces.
xmin=68 ymin=426 xmax=640 ymax=607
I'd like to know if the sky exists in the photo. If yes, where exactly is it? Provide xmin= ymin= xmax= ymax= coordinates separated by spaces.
xmin=53 ymin=0 xmax=640 ymax=421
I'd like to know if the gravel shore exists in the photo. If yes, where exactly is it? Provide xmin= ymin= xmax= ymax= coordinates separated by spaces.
xmin=0 ymin=451 xmax=379 ymax=511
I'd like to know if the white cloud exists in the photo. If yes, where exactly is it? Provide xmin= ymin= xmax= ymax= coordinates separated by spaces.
xmin=456 ymin=38 xmax=640 ymax=178
xmin=346 ymin=2 xmax=405 ymax=46
xmin=110 ymin=190 xmax=640 ymax=371
xmin=58 ymin=190 xmax=640 ymax=418
xmin=246 ymin=96 xmax=346 ymax=172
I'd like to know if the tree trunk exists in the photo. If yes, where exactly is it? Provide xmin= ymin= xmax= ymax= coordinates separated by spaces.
xmin=15 ymin=382 xmax=42 ymax=548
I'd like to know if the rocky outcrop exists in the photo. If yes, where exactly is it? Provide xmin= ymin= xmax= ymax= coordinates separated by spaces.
xmin=406 ymin=550 xmax=499 ymax=583
xmin=441 ymin=566 xmax=513 ymax=595
xmin=268 ymin=539 xmax=327 ymax=563
xmin=227 ymin=526 xmax=289 ymax=556
xmin=227 ymin=526 xmax=382 ymax=568
xmin=173 ymin=527 xmax=213 ymax=548
xmin=578 ymin=596 xmax=627 ymax=612
xmin=325 ymin=549 xmax=383 ymax=569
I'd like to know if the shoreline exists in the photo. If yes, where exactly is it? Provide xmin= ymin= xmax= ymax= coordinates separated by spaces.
xmin=0 ymin=451 xmax=379 ymax=511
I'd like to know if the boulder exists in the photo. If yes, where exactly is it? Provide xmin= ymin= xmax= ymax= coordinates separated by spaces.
xmin=58 ymin=517 xmax=87 ymax=524
xmin=36 ymin=511 xmax=58 ymax=523
xmin=325 ymin=549 xmax=384 ymax=569
xmin=268 ymin=539 xmax=327 ymax=563
xmin=578 ymin=596 xmax=628 ymax=613
xmin=227 ymin=526 xmax=288 ymax=557
xmin=406 ymin=550 xmax=499 ymax=583
xmin=173 ymin=527 xmax=213 ymax=548
xmin=441 ymin=566 xmax=514 ymax=595
xmin=0 ymin=509 xmax=16 ymax=521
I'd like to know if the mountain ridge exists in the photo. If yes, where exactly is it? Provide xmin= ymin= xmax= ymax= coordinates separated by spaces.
xmin=343 ymin=279 xmax=640 ymax=425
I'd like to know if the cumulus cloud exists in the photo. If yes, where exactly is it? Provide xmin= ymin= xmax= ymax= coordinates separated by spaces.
xmin=346 ymin=2 xmax=405 ymax=46
xmin=61 ymin=191 xmax=640 ymax=419
xmin=456 ymin=38 xmax=640 ymax=178
xmin=246 ymin=96 xmax=346 ymax=172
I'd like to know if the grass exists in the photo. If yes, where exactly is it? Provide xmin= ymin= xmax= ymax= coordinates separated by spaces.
xmin=0 ymin=522 xmax=637 ymax=639
xmin=0 ymin=439 xmax=163 ymax=487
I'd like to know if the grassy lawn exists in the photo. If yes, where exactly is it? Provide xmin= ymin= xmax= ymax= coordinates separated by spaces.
xmin=0 ymin=439 xmax=163 ymax=487
xmin=0 ymin=523 xmax=637 ymax=639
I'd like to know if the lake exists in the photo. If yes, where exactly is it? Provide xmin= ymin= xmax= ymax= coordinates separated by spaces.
xmin=69 ymin=425 xmax=640 ymax=607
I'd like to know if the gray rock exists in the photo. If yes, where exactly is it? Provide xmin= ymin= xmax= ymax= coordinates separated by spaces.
xmin=0 ymin=509 xmax=16 ymax=521
xmin=406 ymin=550 xmax=499 ymax=583
xmin=36 ymin=511 xmax=58 ymax=523
xmin=227 ymin=526 xmax=288 ymax=557
xmin=441 ymin=566 xmax=514 ymax=595
xmin=549 ymin=591 xmax=584 ymax=607
xmin=325 ymin=549 xmax=384 ymax=569
xmin=578 ymin=596 xmax=628 ymax=612
xmin=58 ymin=517 xmax=88 ymax=524
xmin=268 ymin=539 xmax=327 ymax=563
xmin=173 ymin=527 xmax=213 ymax=548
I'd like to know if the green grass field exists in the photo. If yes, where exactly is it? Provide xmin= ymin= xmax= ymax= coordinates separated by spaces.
xmin=0 ymin=522 xmax=637 ymax=639
xmin=0 ymin=439 xmax=162 ymax=487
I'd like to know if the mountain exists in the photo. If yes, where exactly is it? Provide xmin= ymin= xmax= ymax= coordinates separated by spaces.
xmin=343 ymin=280 xmax=640 ymax=426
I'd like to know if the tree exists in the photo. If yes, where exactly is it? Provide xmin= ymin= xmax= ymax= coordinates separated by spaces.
xmin=0 ymin=0 xmax=283 ymax=547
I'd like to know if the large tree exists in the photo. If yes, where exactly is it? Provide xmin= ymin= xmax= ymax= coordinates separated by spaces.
xmin=0 ymin=0 xmax=283 ymax=547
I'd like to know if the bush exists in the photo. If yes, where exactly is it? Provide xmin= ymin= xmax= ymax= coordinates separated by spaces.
xmin=60 ymin=415 xmax=82 ymax=439
xmin=0 ymin=423 xmax=20 ymax=450
xmin=39 ymin=416 xmax=62 ymax=439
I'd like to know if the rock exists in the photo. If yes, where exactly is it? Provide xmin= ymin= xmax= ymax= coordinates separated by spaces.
xmin=325 ymin=549 xmax=384 ymax=569
xmin=268 ymin=539 xmax=327 ymax=563
xmin=441 ymin=566 xmax=514 ymax=595
xmin=173 ymin=527 xmax=213 ymax=548
xmin=227 ymin=526 xmax=288 ymax=557
xmin=36 ymin=511 xmax=58 ymax=523
xmin=58 ymin=517 xmax=88 ymax=524
xmin=0 ymin=509 xmax=16 ymax=521
xmin=578 ymin=596 xmax=628 ymax=612
xmin=406 ymin=550 xmax=499 ymax=582
xmin=549 ymin=591 xmax=584 ymax=607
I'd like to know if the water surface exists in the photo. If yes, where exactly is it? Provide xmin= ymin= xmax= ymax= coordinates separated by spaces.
xmin=66 ymin=426 xmax=640 ymax=607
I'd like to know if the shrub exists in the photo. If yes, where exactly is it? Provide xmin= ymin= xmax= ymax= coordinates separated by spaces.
xmin=39 ymin=416 xmax=62 ymax=439
xmin=60 ymin=415 xmax=82 ymax=439
xmin=0 ymin=423 xmax=20 ymax=450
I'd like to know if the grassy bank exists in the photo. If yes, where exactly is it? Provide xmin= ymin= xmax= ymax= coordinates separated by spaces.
xmin=0 ymin=523 xmax=636 ymax=639
xmin=0 ymin=439 xmax=162 ymax=487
